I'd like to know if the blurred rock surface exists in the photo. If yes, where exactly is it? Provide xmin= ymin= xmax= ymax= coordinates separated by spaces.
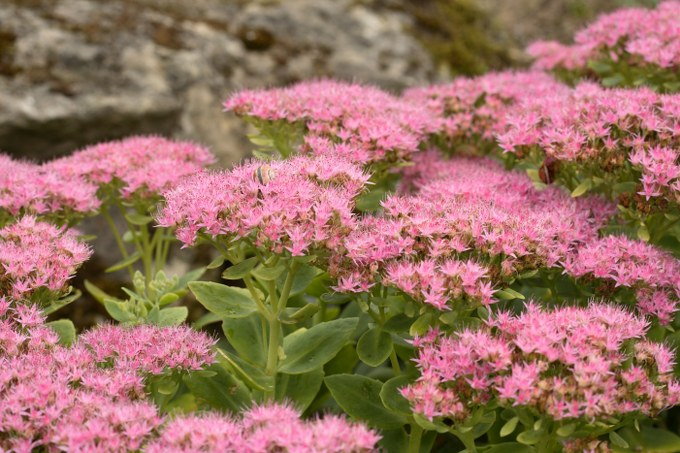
xmin=0 ymin=0 xmax=435 ymax=165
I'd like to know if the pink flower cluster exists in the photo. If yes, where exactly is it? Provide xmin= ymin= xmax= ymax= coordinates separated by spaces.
xmin=0 ymin=154 xmax=100 ymax=221
xmin=528 ymin=1 xmax=680 ymax=70
xmin=147 ymin=403 xmax=380 ymax=453
xmin=0 ymin=216 xmax=91 ymax=301
xmin=498 ymin=83 xmax=680 ymax=204
xmin=225 ymin=79 xmax=436 ymax=166
xmin=158 ymin=155 xmax=369 ymax=256
xmin=403 ymin=303 xmax=679 ymax=422
xmin=403 ymin=71 xmax=566 ymax=151
xmin=331 ymin=155 xmax=612 ymax=309
xmin=47 ymin=135 xmax=215 ymax=201
xmin=0 ymin=302 xmax=214 ymax=452
xmin=563 ymin=235 xmax=680 ymax=324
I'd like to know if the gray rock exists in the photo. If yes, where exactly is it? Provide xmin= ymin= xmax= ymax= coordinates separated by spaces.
xmin=0 ymin=0 xmax=435 ymax=165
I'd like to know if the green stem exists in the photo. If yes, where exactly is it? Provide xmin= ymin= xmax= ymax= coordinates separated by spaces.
xmin=263 ymin=261 xmax=301 ymax=400
xmin=138 ymin=222 xmax=153 ymax=284
xmin=452 ymin=430 xmax=477 ymax=453
xmin=102 ymin=208 xmax=134 ymax=280
xmin=243 ymin=276 xmax=270 ymax=316
xmin=408 ymin=423 xmax=423 ymax=453
xmin=389 ymin=349 xmax=402 ymax=375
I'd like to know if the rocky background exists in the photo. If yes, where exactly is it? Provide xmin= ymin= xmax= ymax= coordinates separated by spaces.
xmin=0 ymin=0 xmax=651 ymax=166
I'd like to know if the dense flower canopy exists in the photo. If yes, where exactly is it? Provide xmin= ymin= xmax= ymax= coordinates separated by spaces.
xmin=0 ymin=155 xmax=100 ymax=220
xmin=47 ymin=135 xmax=216 ymax=201
xmin=403 ymin=303 xmax=679 ymax=421
xmin=147 ymin=403 xmax=380 ymax=453
xmin=528 ymin=1 xmax=680 ymax=71
xmin=158 ymin=155 xmax=370 ymax=255
xmin=331 ymin=154 xmax=613 ymax=309
xmin=563 ymin=235 xmax=680 ymax=323
xmin=225 ymin=79 xmax=437 ymax=166
xmin=0 ymin=216 xmax=91 ymax=301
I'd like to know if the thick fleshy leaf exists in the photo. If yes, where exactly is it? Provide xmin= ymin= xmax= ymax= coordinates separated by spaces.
xmin=325 ymin=374 xmax=407 ymax=429
xmin=189 ymin=281 xmax=258 ymax=318
xmin=279 ymin=318 xmax=358 ymax=374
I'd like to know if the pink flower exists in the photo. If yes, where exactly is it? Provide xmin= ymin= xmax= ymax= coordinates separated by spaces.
xmin=158 ymin=155 xmax=369 ymax=258
xmin=405 ymin=303 xmax=678 ymax=422
xmin=0 ymin=216 xmax=91 ymax=302
xmin=47 ymin=135 xmax=215 ymax=202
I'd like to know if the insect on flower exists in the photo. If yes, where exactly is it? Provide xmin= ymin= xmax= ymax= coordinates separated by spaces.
xmin=254 ymin=164 xmax=276 ymax=185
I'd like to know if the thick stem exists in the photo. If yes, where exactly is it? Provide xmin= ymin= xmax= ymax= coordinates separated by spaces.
xmin=452 ymin=430 xmax=477 ymax=453
xmin=389 ymin=349 xmax=402 ymax=375
xmin=408 ymin=423 xmax=423 ymax=453
xmin=139 ymin=223 xmax=153 ymax=284
xmin=102 ymin=208 xmax=134 ymax=280
xmin=262 ymin=261 xmax=301 ymax=400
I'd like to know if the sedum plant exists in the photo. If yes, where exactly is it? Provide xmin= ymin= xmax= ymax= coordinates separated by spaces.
xmin=0 ymin=3 xmax=678 ymax=451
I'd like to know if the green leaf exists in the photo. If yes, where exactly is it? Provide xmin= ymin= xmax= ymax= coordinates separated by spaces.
xmin=379 ymin=375 xmax=412 ymax=415
xmin=158 ymin=292 xmax=180 ymax=306
xmin=84 ymin=280 xmax=114 ymax=304
xmin=221 ymin=257 xmax=259 ymax=280
xmin=409 ymin=313 xmax=434 ymax=337
xmin=620 ymin=427 xmax=680 ymax=452
xmin=495 ymin=288 xmax=525 ymax=300
xmin=637 ymin=224 xmax=651 ymax=242
xmin=157 ymin=306 xmax=188 ymax=326
xmin=324 ymin=343 xmax=359 ymax=376
xmin=570 ymin=180 xmax=592 ymax=197
xmin=104 ymin=299 xmax=136 ymax=323
xmin=276 ymin=368 xmax=324 ymax=411
xmin=43 ymin=289 xmax=82 ymax=315
xmin=471 ymin=410 xmax=496 ymax=439
xmin=486 ymin=443 xmax=534 ymax=453
xmin=206 ymin=255 xmax=225 ymax=269
xmin=279 ymin=304 xmax=319 ymax=324
xmin=277 ymin=263 xmax=322 ymax=296
xmin=357 ymin=327 xmax=393 ymax=367
xmin=251 ymin=263 xmax=286 ymax=281
xmin=501 ymin=416 xmax=519 ymax=437
xmin=105 ymin=251 xmax=141 ymax=273
xmin=279 ymin=318 xmax=358 ymax=374
xmin=189 ymin=281 xmax=258 ymax=318
xmin=383 ymin=314 xmax=412 ymax=333
xmin=125 ymin=212 xmax=153 ymax=225
xmin=222 ymin=314 xmax=267 ymax=366
xmin=379 ymin=428 xmax=409 ymax=453
xmin=601 ymin=74 xmax=625 ymax=87
xmin=413 ymin=413 xmax=449 ymax=433
xmin=216 ymin=348 xmax=273 ymax=393
xmin=46 ymin=319 xmax=76 ymax=346
xmin=183 ymin=365 xmax=251 ymax=413
xmin=609 ymin=431 xmax=629 ymax=449
xmin=172 ymin=267 xmax=206 ymax=292
xmin=192 ymin=312 xmax=222 ymax=329
xmin=556 ymin=423 xmax=576 ymax=437
xmin=517 ymin=430 xmax=543 ymax=445
xmin=325 ymin=374 xmax=407 ymax=429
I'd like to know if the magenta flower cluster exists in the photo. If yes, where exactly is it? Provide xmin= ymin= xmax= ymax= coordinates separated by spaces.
xmin=498 ymin=83 xmax=679 ymax=204
xmin=563 ymin=235 xmax=680 ymax=324
xmin=0 ymin=216 xmax=91 ymax=301
xmin=147 ymin=403 xmax=380 ymax=453
xmin=0 ymin=302 xmax=214 ymax=452
xmin=330 ymin=154 xmax=612 ymax=309
xmin=0 ymin=155 xmax=99 ymax=219
xmin=403 ymin=72 xmax=566 ymax=150
xmin=158 ymin=155 xmax=370 ymax=255
xmin=403 ymin=303 xmax=679 ymax=421
xmin=528 ymin=1 xmax=680 ymax=71
xmin=48 ymin=135 xmax=215 ymax=201
xmin=225 ymin=80 xmax=436 ymax=166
